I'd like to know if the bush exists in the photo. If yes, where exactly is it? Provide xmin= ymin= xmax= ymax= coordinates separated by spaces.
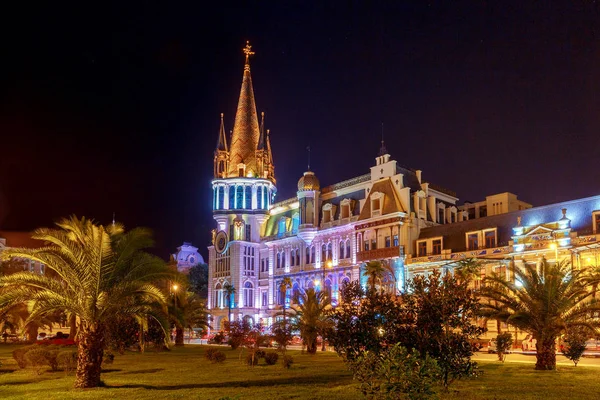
xmin=495 ymin=333 xmax=513 ymax=362
xmin=25 ymin=348 xmax=52 ymax=374
xmin=245 ymin=353 xmax=259 ymax=366
xmin=562 ymin=330 xmax=588 ymax=367
xmin=103 ymin=352 xmax=115 ymax=365
xmin=205 ymin=348 xmax=219 ymax=361
xmin=12 ymin=345 xmax=38 ymax=369
xmin=57 ymin=350 xmax=78 ymax=373
xmin=210 ymin=332 xmax=226 ymax=345
xmin=211 ymin=351 xmax=226 ymax=363
xmin=264 ymin=352 xmax=279 ymax=365
xmin=255 ymin=350 xmax=266 ymax=359
xmin=349 ymin=344 xmax=440 ymax=400
xmin=282 ymin=355 xmax=293 ymax=369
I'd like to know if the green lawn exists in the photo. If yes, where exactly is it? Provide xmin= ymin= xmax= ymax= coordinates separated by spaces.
xmin=1 ymin=344 xmax=599 ymax=400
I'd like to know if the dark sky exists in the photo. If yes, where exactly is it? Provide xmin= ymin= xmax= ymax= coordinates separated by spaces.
xmin=1 ymin=2 xmax=599 ymax=259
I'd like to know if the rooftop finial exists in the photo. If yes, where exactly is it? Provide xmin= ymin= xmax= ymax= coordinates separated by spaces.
xmin=243 ymin=41 xmax=255 ymax=70
xmin=378 ymin=121 xmax=388 ymax=156
xmin=307 ymin=146 xmax=311 ymax=171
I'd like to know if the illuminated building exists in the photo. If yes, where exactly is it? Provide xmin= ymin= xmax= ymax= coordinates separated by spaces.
xmin=172 ymin=242 xmax=204 ymax=273
xmin=207 ymin=43 xmax=600 ymax=335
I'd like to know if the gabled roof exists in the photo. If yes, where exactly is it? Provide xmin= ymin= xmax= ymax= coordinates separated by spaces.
xmin=358 ymin=178 xmax=406 ymax=221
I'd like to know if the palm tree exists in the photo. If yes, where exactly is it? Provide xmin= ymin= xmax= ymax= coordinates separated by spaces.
xmin=363 ymin=260 xmax=396 ymax=293
xmin=290 ymin=288 xmax=331 ymax=354
xmin=279 ymin=277 xmax=293 ymax=323
xmin=0 ymin=216 xmax=173 ymax=388
xmin=454 ymin=258 xmax=483 ymax=282
xmin=223 ymin=283 xmax=236 ymax=323
xmin=170 ymin=291 xmax=209 ymax=345
xmin=481 ymin=259 xmax=600 ymax=370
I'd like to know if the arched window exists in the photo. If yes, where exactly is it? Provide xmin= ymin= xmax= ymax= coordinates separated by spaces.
xmin=243 ymin=281 xmax=254 ymax=307
xmin=327 ymin=243 xmax=332 ymax=261
xmin=325 ymin=279 xmax=332 ymax=299
xmin=292 ymin=282 xmax=300 ymax=304
xmin=218 ymin=186 xmax=225 ymax=209
xmin=245 ymin=186 xmax=252 ymax=209
xmin=263 ymin=188 xmax=268 ymax=209
xmin=236 ymin=186 xmax=244 ymax=209
xmin=291 ymin=250 xmax=296 ymax=266
xmin=321 ymin=244 xmax=327 ymax=263
xmin=282 ymin=253 xmax=286 ymax=269
xmin=346 ymin=240 xmax=351 ymax=259
xmin=311 ymin=246 xmax=315 ymax=263
xmin=229 ymin=186 xmax=235 ymax=209
xmin=257 ymin=186 xmax=263 ymax=209
xmin=215 ymin=283 xmax=222 ymax=308
xmin=339 ymin=241 xmax=345 ymax=260
xmin=292 ymin=213 xmax=300 ymax=233
xmin=305 ymin=247 xmax=310 ymax=264
xmin=277 ymin=252 xmax=281 ymax=269
xmin=295 ymin=249 xmax=300 ymax=266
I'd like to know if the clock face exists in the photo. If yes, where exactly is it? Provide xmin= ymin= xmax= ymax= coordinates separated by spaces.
xmin=215 ymin=231 xmax=228 ymax=254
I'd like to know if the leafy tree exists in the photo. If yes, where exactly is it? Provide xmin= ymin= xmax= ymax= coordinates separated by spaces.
xmin=562 ymin=329 xmax=588 ymax=367
xmin=223 ymin=283 xmax=236 ymax=323
xmin=170 ymin=291 xmax=209 ymax=346
xmin=187 ymin=263 xmax=209 ymax=299
xmin=454 ymin=258 xmax=483 ymax=282
xmin=224 ymin=319 xmax=252 ymax=350
xmin=105 ymin=316 xmax=140 ymax=354
xmin=349 ymin=344 xmax=440 ymax=400
xmin=290 ymin=288 xmax=331 ymax=354
xmin=404 ymin=270 xmax=484 ymax=390
xmin=495 ymin=332 xmax=513 ymax=362
xmin=270 ymin=319 xmax=293 ymax=355
xmin=481 ymin=259 xmax=600 ymax=370
xmin=0 ymin=216 xmax=173 ymax=388
xmin=328 ymin=281 xmax=409 ymax=361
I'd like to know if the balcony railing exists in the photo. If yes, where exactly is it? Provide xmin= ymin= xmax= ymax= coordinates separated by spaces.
xmin=357 ymin=246 xmax=404 ymax=262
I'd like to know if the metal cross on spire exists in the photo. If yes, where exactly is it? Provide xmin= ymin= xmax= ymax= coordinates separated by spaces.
xmin=243 ymin=41 xmax=255 ymax=67
xmin=378 ymin=121 xmax=388 ymax=156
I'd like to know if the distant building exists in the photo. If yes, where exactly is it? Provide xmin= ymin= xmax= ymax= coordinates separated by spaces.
xmin=173 ymin=242 xmax=205 ymax=273
xmin=0 ymin=231 xmax=46 ymax=274
xmin=459 ymin=192 xmax=532 ymax=220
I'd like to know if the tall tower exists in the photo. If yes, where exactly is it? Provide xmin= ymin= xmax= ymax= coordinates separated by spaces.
xmin=209 ymin=42 xmax=276 ymax=327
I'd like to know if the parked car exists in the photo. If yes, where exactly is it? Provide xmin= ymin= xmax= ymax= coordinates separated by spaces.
xmin=521 ymin=335 xmax=537 ymax=352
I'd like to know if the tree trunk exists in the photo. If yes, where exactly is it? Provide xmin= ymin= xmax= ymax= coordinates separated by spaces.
xmin=175 ymin=326 xmax=184 ymax=346
xmin=535 ymin=337 xmax=556 ymax=370
xmin=306 ymin=337 xmax=317 ymax=354
xmin=74 ymin=322 xmax=105 ymax=388
xmin=26 ymin=323 xmax=38 ymax=343
xmin=68 ymin=315 xmax=78 ymax=340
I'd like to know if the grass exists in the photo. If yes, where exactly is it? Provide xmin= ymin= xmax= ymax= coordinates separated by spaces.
xmin=0 ymin=344 xmax=599 ymax=399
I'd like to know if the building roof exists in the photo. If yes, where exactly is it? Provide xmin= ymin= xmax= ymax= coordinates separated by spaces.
xmin=228 ymin=45 xmax=260 ymax=177
xmin=215 ymin=113 xmax=228 ymax=152
xmin=417 ymin=194 xmax=600 ymax=252
xmin=358 ymin=178 xmax=406 ymax=220
xmin=298 ymin=171 xmax=320 ymax=192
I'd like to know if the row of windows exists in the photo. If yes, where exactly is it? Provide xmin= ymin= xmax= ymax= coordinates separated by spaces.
xmin=416 ymin=230 xmax=497 ymax=257
xmin=243 ymin=246 xmax=255 ymax=275
xmin=363 ymin=235 xmax=399 ymax=251
xmin=213 ymin=281 xmax=255 ymax=308
xmin=213 ymin=185 xmax=270 ymax=211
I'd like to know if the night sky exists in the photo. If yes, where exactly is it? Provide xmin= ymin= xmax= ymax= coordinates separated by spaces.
xmin=1 ymin=2 xmax=599 ymax=259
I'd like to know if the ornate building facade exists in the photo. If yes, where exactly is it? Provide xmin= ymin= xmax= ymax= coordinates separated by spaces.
xmin=207 ymin=44 xmax=600 ymax=338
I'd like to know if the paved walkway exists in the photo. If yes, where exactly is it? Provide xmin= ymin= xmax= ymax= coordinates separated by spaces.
xmin=474 ymin=351 xmax=600 ymax=368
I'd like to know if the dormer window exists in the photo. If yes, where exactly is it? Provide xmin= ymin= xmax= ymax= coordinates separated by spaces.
xmin=432 ymin=239 xmax=442 ymax=255
xmin=340 ymin=199 xmax=352 ymax=219
xmin=237 ymin=163 xmax=246 ymax=177
xmin=323 ymin=209 xmax=332 ymax=223
xmin=467 ymin=233 xmax=479 ymax=250
xmin=371 ymin=192 xmax=383 ymax=217
xmin=417 ymin=241 xmax=427 ymax=257
xmin=322 ymin=203 xmax=335 ymax=224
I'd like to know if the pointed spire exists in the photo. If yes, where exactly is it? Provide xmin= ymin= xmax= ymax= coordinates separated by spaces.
xmin=229 ymin=41 xmax=260 ymax=176
xmin=216 ymin=113 xmax=228 ymax=152
xmin=112 ymin=212 xmax=116 ymax=227
xmin=378 ymin=121 xmax=388 ymax=156
xmin=266 ymin=128 xmax=274 ymax=166
xmin=257 ymin=111 xmax=266 ymax=150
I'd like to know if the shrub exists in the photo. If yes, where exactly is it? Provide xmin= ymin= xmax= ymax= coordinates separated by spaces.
xmin=45 ymin=349 xmax=60 ymax=371
xmin=349 ymin=344 xmax=440 ymax=400
xmin=245 ymin=353 xmax=259 ymax=366
xmin=211 ymin=351 xmax=226 ymax=363
xmin=282 ymin=355 xmax=293 ymax=369
xmin=562 ymin=330 xmax=588 ymax=367
xmin=264 ymin=352 xmax=279 ymax=365
xmin=211 ymin=332 xmax=226 ymax=345
xmin=255 ymin=350 xmax=266 ymax=359
xmin=205 ymin=348 xmax=218 ymax=361
xmin=103 ymin=352 xmax=115 ymax=365
xmin=25 ymin=348 xmax=51 ymax=375
xmin=12 ymin=345 xmax=38 ymax=369
xmin=495 ymin=333 xmax=513 ymax=362
xmin=57 ymin=350 xmax=78 ymax=373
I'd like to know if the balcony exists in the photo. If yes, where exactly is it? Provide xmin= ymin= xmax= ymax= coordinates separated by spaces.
xmin=356 ymin=245 xmax=404 ymax=262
